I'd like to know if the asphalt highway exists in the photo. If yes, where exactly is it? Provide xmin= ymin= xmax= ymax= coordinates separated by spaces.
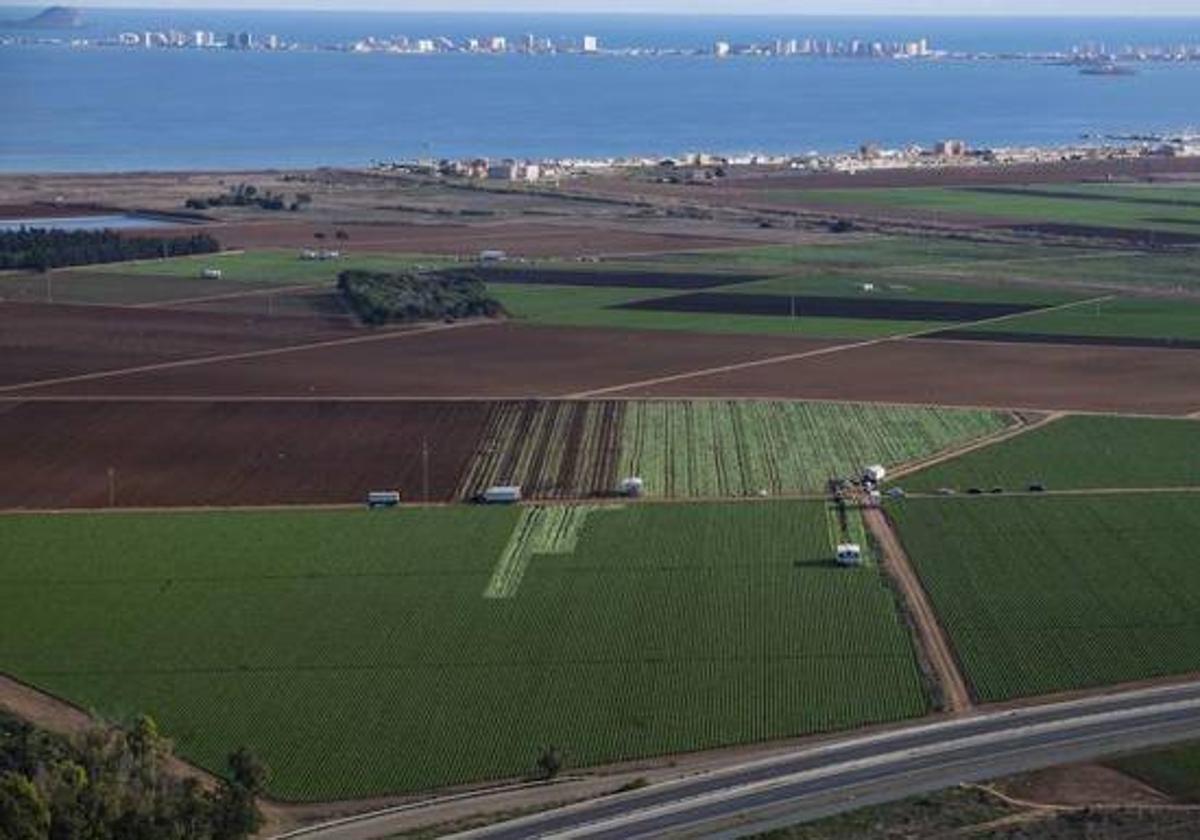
xmin=282 ymin=680 xmax=1200 ymax=840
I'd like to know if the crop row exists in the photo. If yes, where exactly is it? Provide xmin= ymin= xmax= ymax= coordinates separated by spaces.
xmin=618 ymin=400 xmax=1012 ymax=498
xmin=893 ymin=494 xmax=1200 ymax=702
xmin=457 ymin=401 xmax=624 ymax=499
xmin=457 ymin=400 xmax=1010 ymax=501
xmin=0 ymin=502 xmax=926 ymax=800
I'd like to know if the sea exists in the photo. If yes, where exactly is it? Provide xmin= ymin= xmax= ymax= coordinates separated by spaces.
xmin=2 ymin=9 xmax=1199 ymax=172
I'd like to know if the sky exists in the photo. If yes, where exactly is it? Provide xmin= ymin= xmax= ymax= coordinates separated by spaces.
xmin=1 ymin=1 xmax=1198 ymax=15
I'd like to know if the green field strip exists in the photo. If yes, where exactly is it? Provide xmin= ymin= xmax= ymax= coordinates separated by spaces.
xmin=0 ymin=502 xmax=926 ymax=799
xmin=892 ymin=494 xmax=1200 ymax=701
xmin=960 ymin=296 xmax=1200 ymax=342
xmin=902 ymin=415 xmax=1200 ymax=492
xmin=774 ymin=186 xmax=1200 ymax=234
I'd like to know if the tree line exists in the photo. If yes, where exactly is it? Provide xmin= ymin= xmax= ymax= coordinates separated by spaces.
xmin=0 ymin=711 xmax=266 ymax=840
xmin=185 ymin=184 xmax=312 ymax=213
xmin=0 ymin=229 xmax=220 ymax=272
xmin=338 ymin=268 xmax=504 ymax=325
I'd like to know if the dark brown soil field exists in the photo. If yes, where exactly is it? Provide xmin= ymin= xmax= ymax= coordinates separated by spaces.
xmin=163 ymin=288 xmax=354 ymax=327
xmin=185 ymin=220 xmax=747 ymax=257
xmin=0 ymin=301 xmax=355 ymax=388
xmin=615 ymin=337 xmax=1200 ymax=416
xmin=0 ymin=400 xmax=490 ymax=508
xmin=14 ymin=323 xmax=838 ymax=398
xmin=462 ymin=266 xmax=765 ymax=290
xmin=927 ymin=330 xmax=1200 ymax=351
xmin=617 ymin=292 xmax=1041 ymax=322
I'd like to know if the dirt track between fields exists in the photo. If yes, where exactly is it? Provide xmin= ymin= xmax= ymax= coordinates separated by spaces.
xmin=864 ymin=507 xmax=973 ymax=714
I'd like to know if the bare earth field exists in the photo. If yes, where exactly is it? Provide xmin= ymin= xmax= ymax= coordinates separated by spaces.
xmin=166 ymin=219 xmax=749 ymax=257
xmin=0 ymin=400 xmax=489 ymax=508
xmin=0 ymin=301 xmax=357 ymax=388
xmin=12 ymin=322 xmax=839 ymax=398
xmin=615 ymin=338 xmax=1200 ymax=416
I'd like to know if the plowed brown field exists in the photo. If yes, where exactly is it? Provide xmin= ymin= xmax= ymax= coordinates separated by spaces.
xmin=614 ymin=337 xmax=1200 ymax=416
xmin=15 ymin=323 xmax=836 ymax=398
xmin=0 ymin=301 xmax=357 ymax=388
xmin=0 ymin=400 xmax=489 ymax=508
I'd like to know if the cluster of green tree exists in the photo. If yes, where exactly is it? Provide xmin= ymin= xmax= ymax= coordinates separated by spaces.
xmin=338 ymin=269 xmax=504 ymax=326
xmin=0 ymin=229 xmax=220 ymax=272
xmin=185 ymin=184 xmax=312 ymax=213
xmin=0 ymin=711 xmax=266 ymax=840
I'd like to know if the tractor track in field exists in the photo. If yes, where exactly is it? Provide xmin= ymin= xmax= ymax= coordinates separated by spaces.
xmin=0 ymin=317 xmax=492 ymax=395
xmin=567 ymin=294 xmax=1115 ymax=400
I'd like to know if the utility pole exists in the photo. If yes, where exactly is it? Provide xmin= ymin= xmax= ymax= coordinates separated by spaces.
xmin=107 ymin=466 xmax=117 ymax=507
xmin=421 ymin=438 xmax=431 ymax=503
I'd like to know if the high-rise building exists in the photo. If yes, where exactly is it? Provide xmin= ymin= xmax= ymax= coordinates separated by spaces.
xmin=582 ymin=35 xmax=599 ymax=53
xmin=714 ymin=41 xmax=730 ymax=58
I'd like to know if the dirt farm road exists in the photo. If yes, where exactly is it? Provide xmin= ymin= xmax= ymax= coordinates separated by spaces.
xmin=863 ymin=507 xmax=973 ymax=714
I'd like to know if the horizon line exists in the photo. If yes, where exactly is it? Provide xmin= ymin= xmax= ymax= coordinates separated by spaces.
xmin=5 ymin=5 xmax=1200 ymax=18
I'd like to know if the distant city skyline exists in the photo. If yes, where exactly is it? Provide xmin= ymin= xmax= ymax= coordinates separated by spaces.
xmin=2 ymin=1 xmax=1200 ymax=16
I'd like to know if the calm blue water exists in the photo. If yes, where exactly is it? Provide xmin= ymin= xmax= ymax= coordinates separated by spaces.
xmin=2 ymin=11 xmax=1199 ymax=172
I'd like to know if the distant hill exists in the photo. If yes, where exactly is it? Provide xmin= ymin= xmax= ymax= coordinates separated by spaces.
xmin=1 ymin=6 xmax=84 ymax=29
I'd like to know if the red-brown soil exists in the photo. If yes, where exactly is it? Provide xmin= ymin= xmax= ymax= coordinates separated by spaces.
xmin=614 ymin=337 xmax=1200 ymax=416
xmin=15 ymin=323 xmax=837 ymax=398
xmin=182 ymin=220 xmax=747 ymax=257
xmin=0 ymin=301 xmax=356 ymax=388
xmin=0 ymin=400 xmax=490 ymax=508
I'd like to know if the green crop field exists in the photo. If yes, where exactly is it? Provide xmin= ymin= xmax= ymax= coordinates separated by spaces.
xmin=619 ymin=401 xmax=1012 ymax=498
xmin=902 ymin=248 xmax=1200 ymax=295
xmin=509 ymin=305 xmax=935 ymax=338
xmin=774 ymin=186 xmax=1200 ymax=234
xmin=903 ymin=415 xmax=1200 ymax=493
xmin=892 ymin=494 xmax=1200 ymax=701
xmin=454 ymin=400 xmax=1012 ymax=500
xmin=89 ymin=249 xmax=453 ymax=284
xmin=716 ymin=272 xmax=1080 ymax=306
xmin=487 ymin=283 xmax=679 ymax=322
xmin=964 ymin=296 xmax=1200 ymax=342
xmin=0 ymin=503 xmax=927 ymax=800
xmin=650 ymin=237 xmax=1082 ymax=273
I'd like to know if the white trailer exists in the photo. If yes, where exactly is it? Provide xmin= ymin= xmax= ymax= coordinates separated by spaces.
xmin=482 ymin=485 xmax=522 ymax=504
xmin=366 ymin=490 xmax=401 ymax=509
xmin=836 ymin=543 xmax=863 ymax=567
xmin=618 ymin=477 xmax=645 ymax=498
